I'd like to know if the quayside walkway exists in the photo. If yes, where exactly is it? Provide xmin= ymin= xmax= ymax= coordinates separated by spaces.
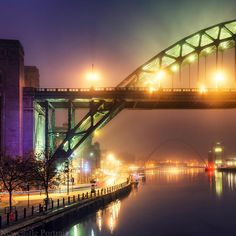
xmin=0 ymin=181 xmax=131 ymax=235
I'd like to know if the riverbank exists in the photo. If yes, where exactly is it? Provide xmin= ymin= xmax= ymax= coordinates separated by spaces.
xmin=1 ymin=182 xmax=131 ymax=235
xmin=0 ymin=174 xmax=129 ymax=210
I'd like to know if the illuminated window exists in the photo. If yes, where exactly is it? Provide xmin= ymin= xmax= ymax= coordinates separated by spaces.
xmin=215 ymin=147 xmax=222 ymax=153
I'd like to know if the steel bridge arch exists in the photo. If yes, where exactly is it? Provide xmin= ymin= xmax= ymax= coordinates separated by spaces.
xmin=118 ymin=19 xmax=236 ymax=87
xmin=49 ymin=19 xmax=236 ymax=163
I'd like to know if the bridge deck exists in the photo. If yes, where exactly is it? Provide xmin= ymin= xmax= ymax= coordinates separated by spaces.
xmin=24 ymin=87 xmax=236 ymax=109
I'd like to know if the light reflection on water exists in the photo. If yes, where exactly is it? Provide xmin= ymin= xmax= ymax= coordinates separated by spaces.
xmin=67 ymin=168 xmax=236 ymax=236
xmin=97 ymin=199 xmax=121 ymax=233
xmin=69 ymin=199 xmax=121 ymax=235
xmin=147 ymin=167 xmax=203 ymax=182
xmin=207 ymin=170 xmax=236 ymax=197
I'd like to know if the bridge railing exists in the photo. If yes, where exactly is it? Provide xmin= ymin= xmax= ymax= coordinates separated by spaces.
xmin=33 ymin=87 xmax=236 ymax=93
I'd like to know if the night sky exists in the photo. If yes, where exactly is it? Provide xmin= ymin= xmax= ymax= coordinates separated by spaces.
xmin=1 ymin=0 xmax=236 ymax=162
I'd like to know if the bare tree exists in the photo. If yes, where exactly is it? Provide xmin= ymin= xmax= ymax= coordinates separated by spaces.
xmin=0 ymin=155 xmax=30 ymax=211
xmin=29 ymin=152 xmax=59 ymax=200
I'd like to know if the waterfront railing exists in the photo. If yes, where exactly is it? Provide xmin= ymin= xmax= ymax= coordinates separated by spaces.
xmin=0 ymin=182 xmax=129 ymax=229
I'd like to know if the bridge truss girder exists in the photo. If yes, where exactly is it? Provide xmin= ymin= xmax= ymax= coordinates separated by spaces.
xmin=42 ymin=99 xmax=124 ymax=163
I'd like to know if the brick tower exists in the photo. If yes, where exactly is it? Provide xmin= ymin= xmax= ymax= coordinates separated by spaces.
xmin=0 ymin=40 xmax=25 ymax=156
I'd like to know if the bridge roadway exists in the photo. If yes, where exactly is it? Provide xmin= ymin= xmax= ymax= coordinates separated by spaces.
xmin=24 ymin=87 xmax=236 ymax=109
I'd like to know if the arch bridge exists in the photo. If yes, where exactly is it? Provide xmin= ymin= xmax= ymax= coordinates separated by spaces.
xmin=2 ymin=20 xmax=236 ymax=163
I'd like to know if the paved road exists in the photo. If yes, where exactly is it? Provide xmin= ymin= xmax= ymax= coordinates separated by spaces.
xmin=0 ymin=175 xmax=128 ymax=213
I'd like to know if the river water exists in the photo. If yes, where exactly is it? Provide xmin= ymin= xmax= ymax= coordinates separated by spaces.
xmin=63 ymin=168 xmax=236 ymax=236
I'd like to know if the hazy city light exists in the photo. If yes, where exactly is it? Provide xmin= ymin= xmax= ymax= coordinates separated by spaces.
xmin=171 ymin=64 xmax=179 ymax=72
xmin=188 ymin=54 xmax=196 ymax=62
xmin=86 ymin=64 xmax=100 ymax=87
xmin=214 ymin=71 xmax=225 ymax=89
xmin=86 ymin=71 xmax=100 ymax=82
xmin=156 ymin=70 xmax=165 ymax=80
xmin=199 ymin=85 xmax=207 ymax=94
xmin=148 ymin=87 xmax=156 ymax=93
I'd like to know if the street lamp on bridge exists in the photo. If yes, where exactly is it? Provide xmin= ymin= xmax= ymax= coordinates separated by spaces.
xmin=155 ymin=70 xmax=165 ymax=88
xmin=86 ymin=64 xmax=100 ymax=87
xmin=199 ymin=84 xmax=207 ymax=94
xmin=214 ymin=71 xmax=225 ymax=89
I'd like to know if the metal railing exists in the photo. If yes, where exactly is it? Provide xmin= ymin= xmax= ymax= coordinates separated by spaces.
xmin=34 ymin=87 xmax=236 ymax=93
xmin=0 ymin=181 xmax=129 ymax=229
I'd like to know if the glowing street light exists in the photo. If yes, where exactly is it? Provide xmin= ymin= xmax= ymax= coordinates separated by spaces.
xmin=171 ymin=64 xmax=179 ymax=72
xmin=199 ymin=84 xmax=207 ymax=94
xmin=156 ymin=70 xmax=165 ymax=88
xmin=107 ymin=153 xmax=115 ymax=162
xmin=84 ymin=161 xmax=89 ymax=172
xmin=86 ymin=64 xmax=100 ymax=87
xmin=156 ymin=70 xmax=165 ymax=80
xmin=148 ymin=87 xmax=156 ymax=93
xmin=87 ymin=71 xmax=99 ymax=81
xmin=214 ymin=71 xmax=225 ymax=89
xmin=205 ymin=47 xmax=211 ymax=54
xmin=188 ymin=54 xmax=196 ymax=63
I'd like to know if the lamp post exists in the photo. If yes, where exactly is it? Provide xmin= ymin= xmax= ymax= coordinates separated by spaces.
xmin=27 ymin=183 xmax=30 ymax=208
xmin=71 ymin=177 xmax=74 ymax=192
xmin=65 ymin=160 xmax=69 ymax=195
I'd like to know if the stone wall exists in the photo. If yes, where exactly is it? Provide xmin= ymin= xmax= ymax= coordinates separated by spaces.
xmin=24 ymin=66 xmax=39 ymax=88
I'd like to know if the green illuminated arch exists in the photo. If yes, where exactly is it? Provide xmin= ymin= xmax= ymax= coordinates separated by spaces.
xmin=118 ymin=19 xmax=236 ymax=87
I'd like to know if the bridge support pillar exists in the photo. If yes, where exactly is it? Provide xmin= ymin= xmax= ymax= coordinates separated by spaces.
xmin=23 ymin=93 xmax=34 ymax=155
xmin=44 ymin=101 xmax=49 ymax=157
xmin=34 ymin=103 xmax=45 ymax=154
xmin=68 ymin=100 xmax=75 ymax=151
xmin=44 ymin=101 xmax=56 ymax=156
